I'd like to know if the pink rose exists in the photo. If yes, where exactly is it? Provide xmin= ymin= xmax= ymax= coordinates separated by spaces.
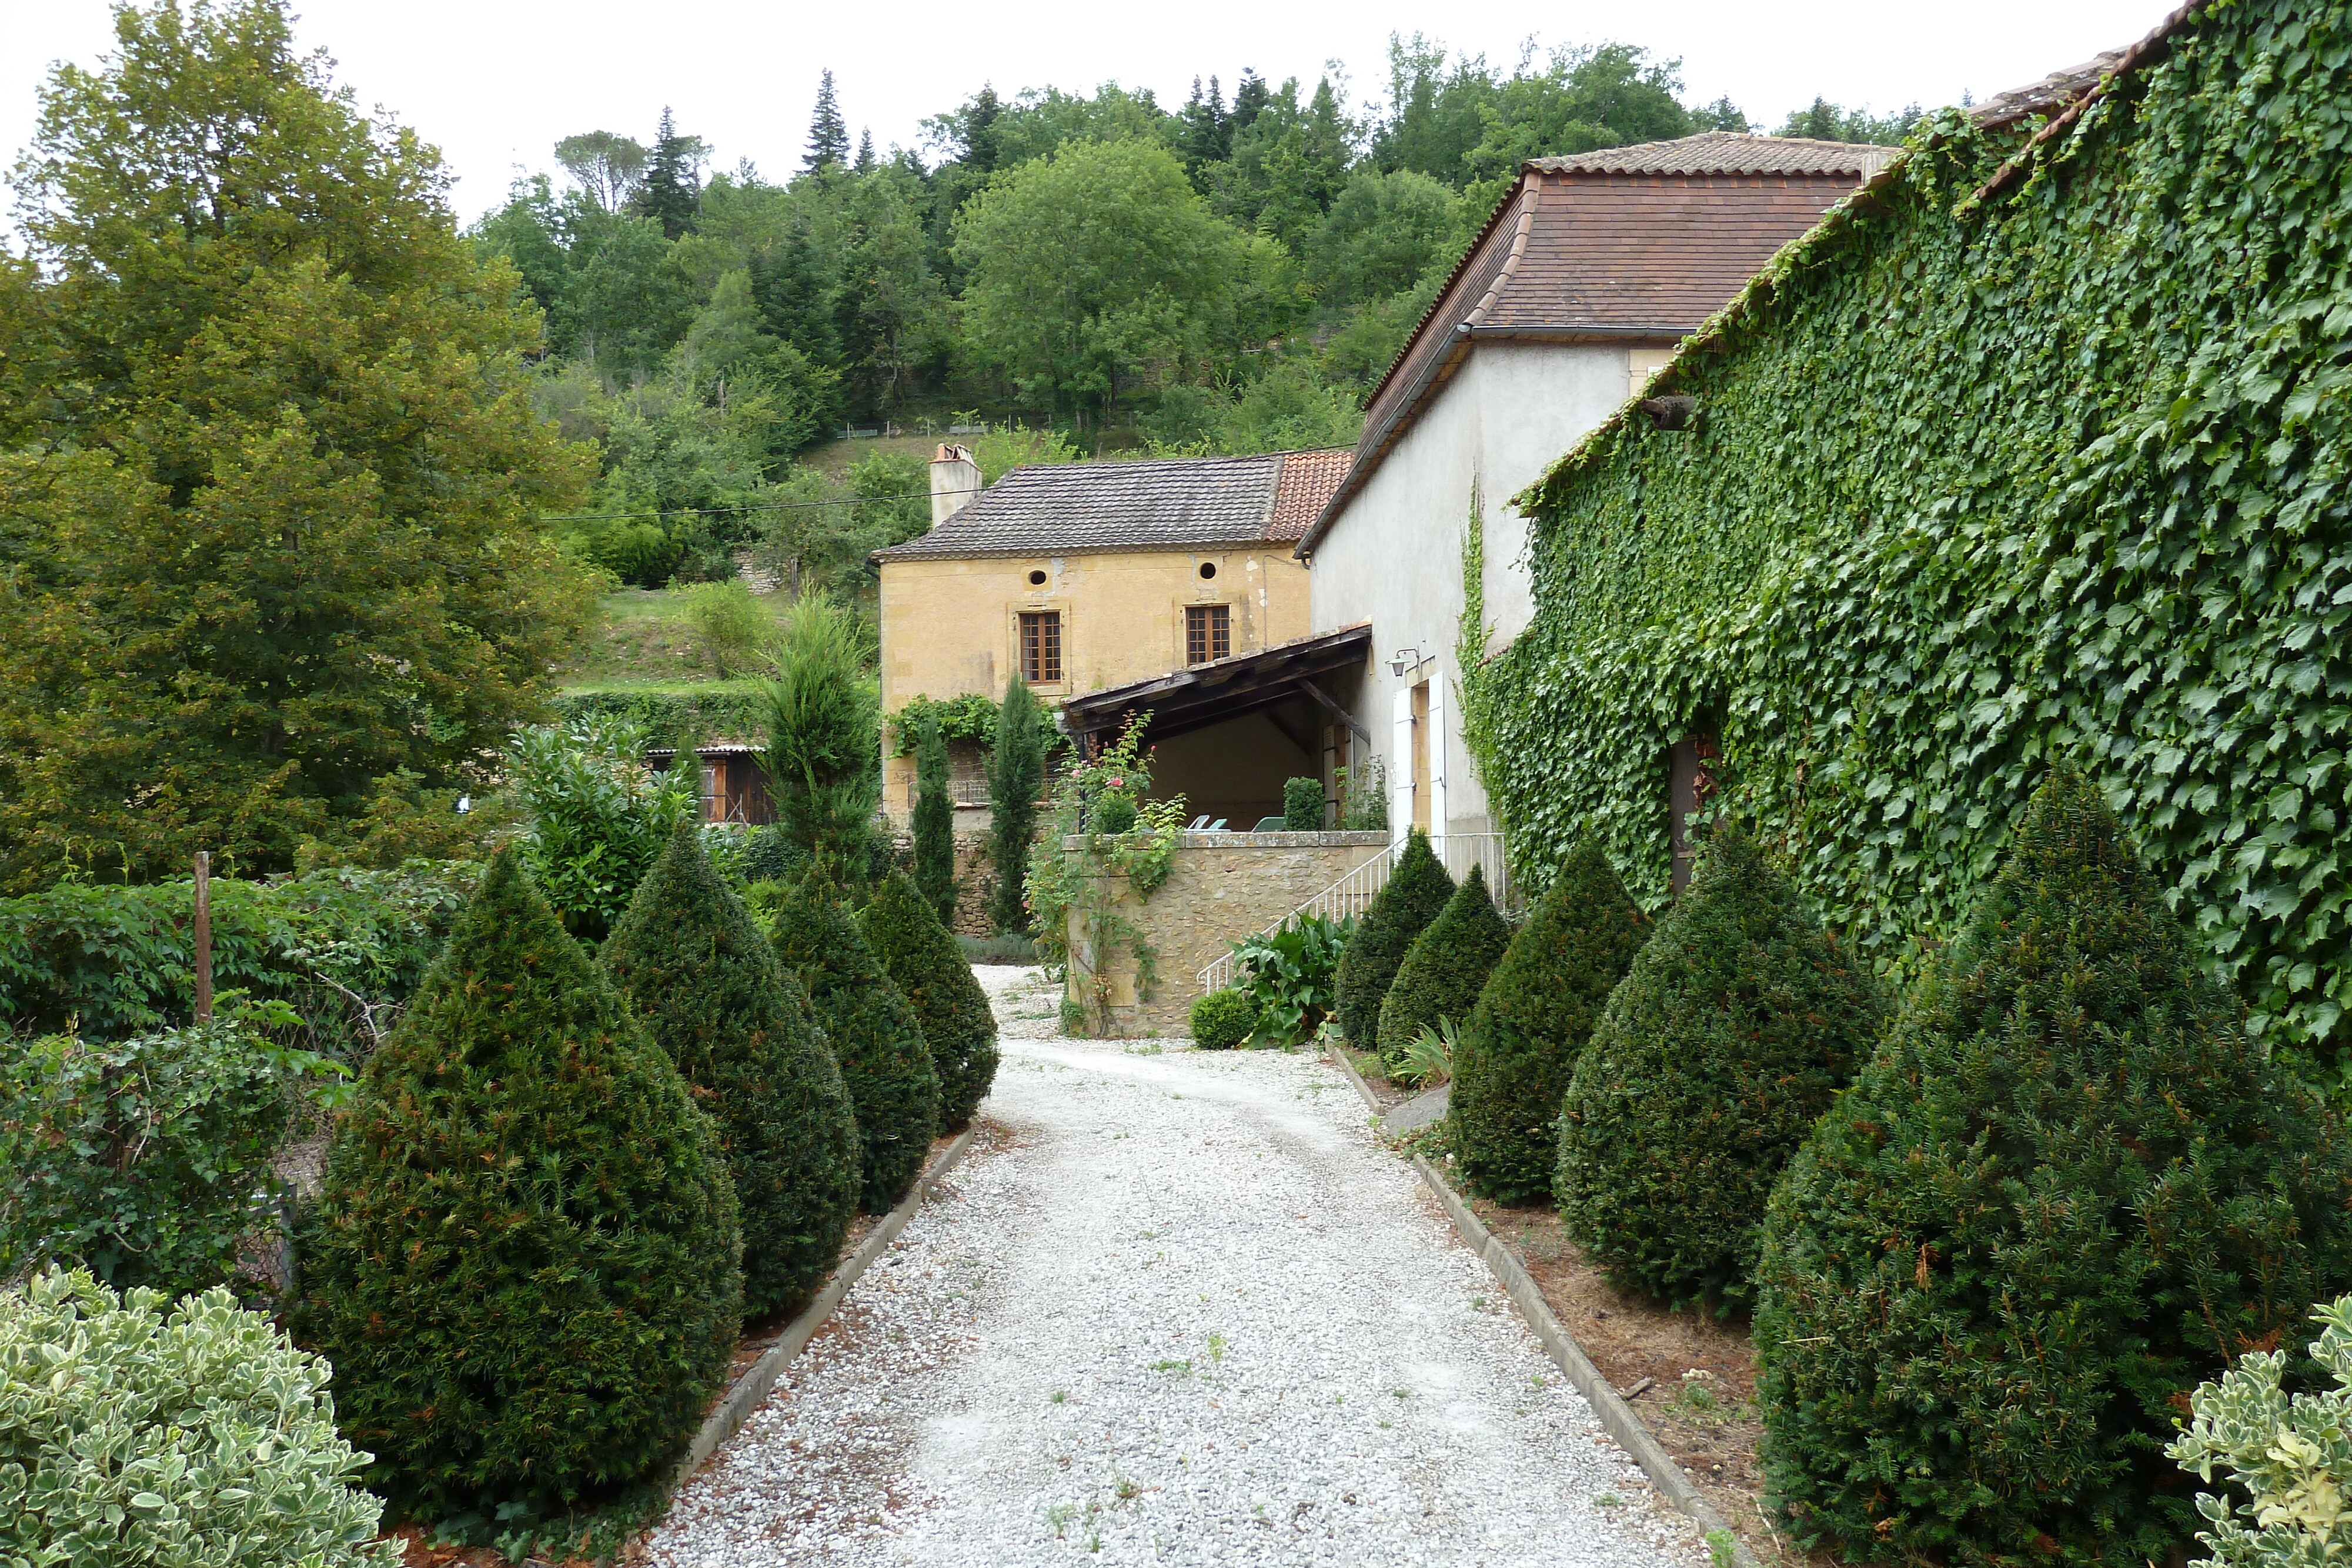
xmin=1107 ymin=776 xmax=1125 ymax=790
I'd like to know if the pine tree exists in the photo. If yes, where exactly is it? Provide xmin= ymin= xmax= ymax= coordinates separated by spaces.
xmin=1332 ymin=829 xmax=1454 ymax=1050
xmin=603 ymin=825 xmax=861 ymax=1320
xmin=1449 ymin=842 xmax=1651 ymax=1204
xmin=1557 ymin=825 xmax=1881 ymax=1307
xmin=1755 ymin=774 xmax=2352 ymax=1564
xmin=1377 ymin=865 xmax=1512 ymax=1074
xmin=986 ymin=678 xmax=1049 ymax=934
xmin=862 ymin=872 xmax=999 ymax=1129
xmin=962 ymin=84 xmax=1003 ymax=173
xmin=636 ymin=107 xmax=704 ymax=239
xmin=854 ymin=129 xmax=876 ymax=173
xmin=803 ymin=70 xmax=850 ymax=175
xmin=293 ymin=852 xmax=741 ymax=1517
xmin=912 ymin=714 xmax=956 ymax=924
xmin=770 ymin=873 xmax=940 ymax=1208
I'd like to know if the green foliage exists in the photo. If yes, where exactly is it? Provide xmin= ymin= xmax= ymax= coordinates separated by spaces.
xmin=1775 ymin=97 xmax=1923 ymax=145
xmin=1307 ymin=169 xmax=1459 ymax=309
xmin=1335 ymin=760 xmax=1389 ymax=832
xmin=1558 ymin=826 xmax=1881 ymax=1307
xmin=550 ymin=686 xmax=767 ymax=752
xmin=1332 ymin=829 xmax=1452 ymax=1049
xmin=1376 ymin=865 xmax=1511 ymax=1075
xmin=2170 ymin=1293 xmax=2352 ymax=1563
xmin=680 ymin=579 xmax=774 ymax=677
xmin=860 ymin=872 xmax=1000 ymax=1129
xmin=1 ymin=1005 xmax=342 ymax=1300
xmin=911 ymin=717 xmax=956 ymax=924
xmin=768 ymin=875 xmax=940 ymax=1209
xmin=1282 ymin=777 xmax=1325 ymax=831
xmin=294 ymin=852 xmax=742 ymax=1522
xmin=1754 ymin=774 xmax=2352 ymax=1564
xmin=1479 ymin=1 xmax=2352 ymax=1085
xmin=1449 ymin=841 xmax=1651 ymax=1205
xmin=0 ymin=1 xmax=596 ymax=893
xmin=602 ymin=827 xmax=860 ymax=1319
xmin=1189 ymin=989 xmax=1257 ymax=1051
xmin=1393 ymin=1017 xmax=1459 ymax=1090
xmin=758 ymin=596 xmax=883 ymax=876
xmin=0 ymin=1268 xmax=404 ymax=1568
xmin=1228 ymin=912 xmax=1354 ymax=1047
xmin=506 ymin=715 xmax=699 ymax=943
xmin=987 ymin=679 xmax=1051 ymax=934
xmin=890 ymin=693 xmax=998 ymax=755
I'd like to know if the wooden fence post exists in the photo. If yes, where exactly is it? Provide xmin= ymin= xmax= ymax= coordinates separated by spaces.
xmin=193 ymin=850 xmax=212 ymax=1022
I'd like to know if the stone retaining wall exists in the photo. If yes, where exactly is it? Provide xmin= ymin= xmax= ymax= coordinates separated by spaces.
xmin=1065 ymin=831 xmax=1387 ymax=1037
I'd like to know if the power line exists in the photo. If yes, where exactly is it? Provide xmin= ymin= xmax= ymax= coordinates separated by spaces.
xmin=534 ymin=485 xmax=981 ymax=526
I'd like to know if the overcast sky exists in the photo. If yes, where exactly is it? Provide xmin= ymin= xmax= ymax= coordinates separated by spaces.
xmin=2 ymin=0 xmax=2172 ymax=225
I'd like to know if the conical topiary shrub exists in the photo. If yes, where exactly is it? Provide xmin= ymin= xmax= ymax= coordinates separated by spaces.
xmin=1449 ymin=842 xmax=1652 ymax=1205
xmin=1332 ymin=829 xmax=1453 ymax=1050
xmin=1377 ymin=864 xmax=1512 ymax=1076
xmin=1558 ymin=824 xmax=1882 ymax=1307
xmin=1754 ymin=773 xmax=2352 ymax=1565
xmin=293 ymin=851 xmax=742 ymax=1520
xmin=770 ymin=874 xmax=941 ymax=1209
xmin=861 ymin=871 xmax=999 ymax=1129
xmin=603 ymin=825 xmax=861 ymax=1320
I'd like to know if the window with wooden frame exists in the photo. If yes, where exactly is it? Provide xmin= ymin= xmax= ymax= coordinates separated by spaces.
xmin=1019 ymin=610 xmax=1063 ymax=683
xmin=1185 ymin=603 xmax=1231 ymax=666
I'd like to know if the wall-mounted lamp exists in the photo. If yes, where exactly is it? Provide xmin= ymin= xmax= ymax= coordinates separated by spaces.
xmin=1388 ymin=647 xmax=1421 ymax=677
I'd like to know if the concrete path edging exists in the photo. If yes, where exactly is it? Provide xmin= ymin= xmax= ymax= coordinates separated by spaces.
xmin=677 ymin=1123 xmax=982 ymax=1483
xmin=1321 ymin=1046 xmax=1762 ymax=1568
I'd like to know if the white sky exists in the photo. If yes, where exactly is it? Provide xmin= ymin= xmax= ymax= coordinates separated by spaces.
xmin=1 ymin=0 xmax=2173 ymax=225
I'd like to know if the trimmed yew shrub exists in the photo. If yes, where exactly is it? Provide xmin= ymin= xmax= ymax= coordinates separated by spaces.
xmin=1449 ymin=842 xmax=1651 ymax=1205
xmin=1332 ymin=828 xmax=1452 ymax=1050
xmin=1377 ymin=865 xmax=1512 ymax=1076
xmin=861 ymin=871 xmax=999 ymax=1129
xmin=1755 ymin=774 xmax=2352 ymax=1565
xmin=293 ymin=851 xmax=742 ymax=1520
xmin=604 ymin=825 xmax=861 ymax=1319
xmin=1190 ymin=989 xmax=1257 ymax=1050
xmin=1558 ymin=825 xmax=1881 ymax=1307
xmin=770 ymin=874 xmax=941 ymax=1209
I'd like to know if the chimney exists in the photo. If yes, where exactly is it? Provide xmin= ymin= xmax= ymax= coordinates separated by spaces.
xmin=930 ymin=443 xmax=980 ymax=528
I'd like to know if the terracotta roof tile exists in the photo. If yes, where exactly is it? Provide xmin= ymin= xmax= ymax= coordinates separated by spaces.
xmin=1527 ymin=131 xmax=1897 ymax=179
xmin=1267 ymin=449 xmax=1354 ymax=541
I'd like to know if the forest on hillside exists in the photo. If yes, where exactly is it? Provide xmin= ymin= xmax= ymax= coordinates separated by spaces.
xmin=478 ymin=44 xmax=1921 ymax=587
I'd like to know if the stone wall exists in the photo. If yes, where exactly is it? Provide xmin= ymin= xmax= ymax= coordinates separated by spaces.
xmin=1065 ymin=831 xmax=1387 ymax=1037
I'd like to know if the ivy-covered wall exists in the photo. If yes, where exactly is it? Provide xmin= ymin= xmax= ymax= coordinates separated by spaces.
xmin=1471 ymin=0 xmax=2352 ymax=1081
xmin=549 ymin=686 xmax=765 ymax=750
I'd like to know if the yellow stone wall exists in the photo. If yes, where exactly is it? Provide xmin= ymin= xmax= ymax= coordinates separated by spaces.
xmin=878 ymin=546 xmax=1311 ymax=821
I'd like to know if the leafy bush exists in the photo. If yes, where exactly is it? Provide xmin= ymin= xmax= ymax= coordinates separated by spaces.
xmin=2170 ymin=1293 xmax=2352 ymax=1564
xmin=1282 ymin=777 xmax=1324 ymax=831
xmin=294 ymin=851 xmax=742 ymax=1521
xmin=911 ymin=714 xmax=956 ymax=924
xmin=1449 ymin=842 xmax=1651 ymax=1205
xmin=1377 ymin=865 xmax=1510 ymax=1076
xmin=1331 ymin=828 xmax=1452 ymax=1049
xmin=769 ymin=874 xmax=941 ymax=1209
xmin=1394 ymin=1018 xmax=1458 ymax=1090
xmin=1 ymin=1004 xmax=342 ymax=1300
xmin=604 ymin=827 xmax=860 ymax=1319
xmin=1230 ymin=912 xmax=1354 ymax=1047
xmin=758 ymin=595 xmax=881 ymax=874
xmin=680 ymin=579 xmax=773 ymax=677
xmin=507 ymin=714 xmax=699 ymax=943
xmin=1 ymin=1268 xmax=404 ymax=1568
xmin=735 ymin=824 xmax=807 ymax=885
xmin=1559 ymin=826 xmax=1880 ymax=1308
xmin=888 ymin=693 xmax=998 ymax=756
xmin=986 ymin=678 xmax=1050 ymax=934
xmin=1091 ymin=793 xmax=1138 ymax=834
xmin=861 ymin=872 xmax=1000 ymax=1130
xmin=1755 ymin=774 xmax=2352 ymax=1564
xmin=1190 ymin=989 xmax=1257 ymax=1051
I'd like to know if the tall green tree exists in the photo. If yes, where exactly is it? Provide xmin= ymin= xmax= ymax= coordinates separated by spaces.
xmin=911 ymin=712 xmax=956 ymax=923
xmin=986 ymin=678 xmax=1050 ymax=934
xmin=554 ymin=129 xmax=646 ymax=212
xmin=0 ymin=0 xmax=594 ymax=894
xmin=803 ymin=69 xmax=850 ymax=174
xmin=634 ymin=106 xmax=706 ymax=239
xmin=759 ymin=596 xmax=882 ymax=872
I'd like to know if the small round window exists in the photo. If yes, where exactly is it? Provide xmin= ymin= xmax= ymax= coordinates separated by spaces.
xmin=1198 ymin=561 xmax=1217 ymax=580
xmin=1028 ymin=569 xmax=1047 ymax=586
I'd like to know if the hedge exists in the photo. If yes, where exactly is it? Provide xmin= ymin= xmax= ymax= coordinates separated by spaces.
xmin=1190 ymin=989 xmax=1257 ymax=1051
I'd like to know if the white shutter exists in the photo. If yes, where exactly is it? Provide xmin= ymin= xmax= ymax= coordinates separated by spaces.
xmin=1428 ymin=676 xmax=1449 ymax=859
xmin=1389 ymin=687 xmax=1413 ymax=848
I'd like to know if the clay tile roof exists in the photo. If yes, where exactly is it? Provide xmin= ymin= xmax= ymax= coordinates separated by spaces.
xmin=876 ymin=449 xmax=1353 ymax=562
xmin=1267 ymin=449 xmax=1355 ymax=542
xmin=1526 ymin=131 xmax=1898 ymax=179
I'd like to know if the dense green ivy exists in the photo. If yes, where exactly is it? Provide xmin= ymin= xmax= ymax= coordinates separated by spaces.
xmin=887 ymin=693 xmax=999 ymax=757
xmin=1474 ymin=0 xmax=2352 ymax=1084
xmin=549 ymin=687 xmax=766 ymax=750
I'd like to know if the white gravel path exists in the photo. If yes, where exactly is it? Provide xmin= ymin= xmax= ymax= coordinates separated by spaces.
xmin=644 ymin=967 xmax=1705 ymax=1568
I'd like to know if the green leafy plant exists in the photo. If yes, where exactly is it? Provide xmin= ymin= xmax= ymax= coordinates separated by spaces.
xmin=889 ymin=693 xmax=998 ymax=757
xmin=1377 ymin=865 xmax=1511 ymax=1077
xmin=986 ymin=678 xmax=1051 ymax=935
xmin=1449 ymin=841 xmax=1651 ymax=1205
xmin=602 ymin=825 xmax=861 ymax=1320
xmin=862 ymin=871 xmax=1000 ymax=1129
xmin=1334 ymin=760 xmax=1388 ymax=833
xmin=1331 ymin=828 xmax=1451 ymax=1050
xmin=506 ymin=714 xmax=698 ymax=943
xmin=1282 ymin=777 xmax=1324 ymax=831
xmin=769 ymin=872 xmax=941 ymax=1209
xmin=1188 ymin=989 xmax=1257 ymax=1051
xmin=1754 ymin=774 xmax=2352 ymax=1564
xmin=758 ymin=594 xmax=883 ymax=878
xmin=1393 ymin=1017 xmax=1459 ymax=1089
xmin=0 ymin=1268 xmax=405 ymax=1568
xmin=680 ymin=578 xmax=773 ymax=677
xmin=1228 ymin=911 xmax=1354 ymax=1047
xmin=293 ymin=852 xmax=742 ymax=1523
xmin=911 ymin=713 xmax=957 ymax=924
xmin=2170 ymin=1293 xmax=2352 ymax=1563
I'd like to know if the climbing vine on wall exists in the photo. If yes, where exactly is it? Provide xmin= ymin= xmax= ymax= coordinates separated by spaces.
xmin=1469 ymin=0 xmax=2352 ymax=1085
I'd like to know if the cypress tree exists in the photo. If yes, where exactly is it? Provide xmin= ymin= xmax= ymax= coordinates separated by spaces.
xmin=911 ymin=714 xmax=956 ymax=924
xmin=1449 ymin=842 xmax=1652 ymax=1205
xmin=293 ymin=852 xmax=741 ymax=1518
xmin=770 ymin=874 xmax=940 ymax=1209
xmin=603 ymin=825 xmax=861 ymax=1320
xmin=1754 ymin=774 xmax=2352 ymax=1564
xmin=1377 ymin=865 xmax=1512 ymax=1075
xmin=1557 ymin=825 xmax=1881 ymax=1308
xmin=985 ymin=677 xmax=1048 ymax=934
xmin=1332 ymin=828 xmax=1453 ymax=1051
xmin=861 ymin=871 xmax=999 ymax=1129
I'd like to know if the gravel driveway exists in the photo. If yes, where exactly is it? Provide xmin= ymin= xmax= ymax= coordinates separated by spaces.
xmin=644 ymin=967 xmax=1703 ymax=1568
